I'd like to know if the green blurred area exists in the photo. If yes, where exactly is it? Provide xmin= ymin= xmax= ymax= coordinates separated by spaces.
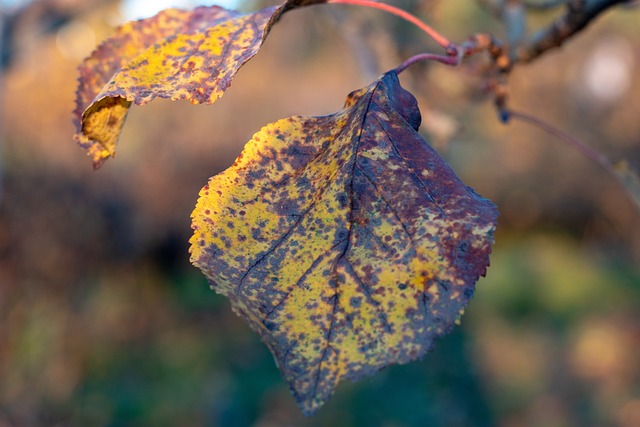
xmin=1 ymin=1 xmax=639 ymax=426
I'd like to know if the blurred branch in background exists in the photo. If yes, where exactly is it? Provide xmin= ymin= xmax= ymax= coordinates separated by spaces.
xmin=1 ymin=0 xmax=119 ymax=71
xmin=0 ymin=0 xmax=120 ymax=207
xmin=327 ymin=7 xmax=380 ymax=81
xmin=514 ymin=0 xmax=633 ymax=65
xmin=463 ymin=0 xmax=640 ymax=215
xmin=476 ymin=0 xmax=636 ymax=68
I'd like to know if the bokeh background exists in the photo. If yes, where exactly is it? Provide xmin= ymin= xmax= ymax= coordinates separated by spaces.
xmin=1 ymin=0 xmax=639 ymax=426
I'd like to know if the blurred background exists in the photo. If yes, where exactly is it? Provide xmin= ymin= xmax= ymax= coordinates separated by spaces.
xmin=1 ymin=0 xmax=639 ymax=425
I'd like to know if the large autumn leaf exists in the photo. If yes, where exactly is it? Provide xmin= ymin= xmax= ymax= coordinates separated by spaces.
xmin=74 ymin=0 xmax=324 ymax=168
xmin=190 ymin=71 xmax=498 ymax=414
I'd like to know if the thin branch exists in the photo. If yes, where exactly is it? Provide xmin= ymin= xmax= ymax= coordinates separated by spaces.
xmin=511 ymin=0 xmax=631 ymax=65
xmin=504 ymin=109 xmax=640 ymax=212
xmin=504 ymin=109 xmax=613 ymax=174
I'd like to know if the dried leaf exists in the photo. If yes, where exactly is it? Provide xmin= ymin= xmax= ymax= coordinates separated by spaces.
xmin=74 ymin=0 xmax=324 ymax=168
xmin=190 ymin=71 xmax=498 ymax=414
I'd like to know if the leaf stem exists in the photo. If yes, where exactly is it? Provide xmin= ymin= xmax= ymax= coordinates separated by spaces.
xmin=393 ymin=51 xmax=461 ymax=74
xmin=327 ymin=0 xmax=452 ymax=49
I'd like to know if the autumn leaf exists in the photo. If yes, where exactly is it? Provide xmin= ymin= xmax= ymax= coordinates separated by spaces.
xmin=190 ymin=71 xmax=498 ymax=414
xmin=74 ymin=0 xmax=325 ymax=168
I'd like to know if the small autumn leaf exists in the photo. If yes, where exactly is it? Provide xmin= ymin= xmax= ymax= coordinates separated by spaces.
xmin=190 ymin=71 xmax=498 ymax=414
xmin=74 ymin=0 xmax=325 ymax=168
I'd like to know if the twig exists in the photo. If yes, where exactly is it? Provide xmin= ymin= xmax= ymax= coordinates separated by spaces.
xmin=511 ymin=0 xmax=631 ymax=65
xmin=503 ymin=109 xmax=613 ymax=173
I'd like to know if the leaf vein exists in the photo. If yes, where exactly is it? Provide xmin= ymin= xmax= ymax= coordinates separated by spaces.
xmin=337 ymin=80 xmax=380 ymax=262
xmin=310 ymin=287 xmax=338 ymax=402
xmin=376 ymin=115 xmax=446 ymax=216
xmin=262 ymin=238 xmax=348 ymax=320
xmin=355 ymin=164 xmax=418 ymax=253
xmin=343 ymin=258 xmax=393 ymax=334
xmin=235 ymin=199 xmax=316 ymax=294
